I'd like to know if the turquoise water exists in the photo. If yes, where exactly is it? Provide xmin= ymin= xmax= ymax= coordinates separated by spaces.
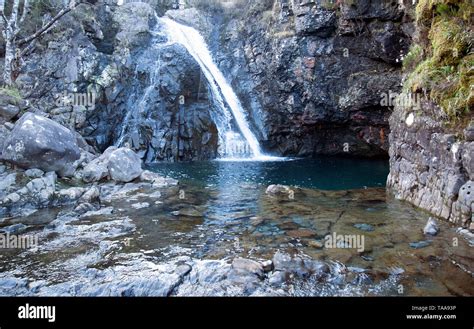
xmin=147 ymin=157 xmax=389 ymax=190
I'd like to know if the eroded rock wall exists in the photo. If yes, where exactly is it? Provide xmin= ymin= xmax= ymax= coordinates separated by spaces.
xmin=388 ymin=100 xmax=473 ymax=228
xmin=205 ymin=0 xmax=414 ymax=157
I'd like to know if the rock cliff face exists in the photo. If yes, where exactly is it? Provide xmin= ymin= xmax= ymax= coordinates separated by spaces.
xmin=5 ymin=0 xmax=415 ymax=162
xmin=202 ymin=0 xmax=414 ymax=157
xmin=10 ymin=1 xmax=219 ymax=162
xmin=387 ymin=0 xmax=473 ymax=228
xmin=388 ymin=100 xmax=473 ymax=228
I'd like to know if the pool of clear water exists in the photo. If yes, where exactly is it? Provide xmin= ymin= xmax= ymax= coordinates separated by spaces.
xmin=147 ymin=157 xmax=390 ymax=190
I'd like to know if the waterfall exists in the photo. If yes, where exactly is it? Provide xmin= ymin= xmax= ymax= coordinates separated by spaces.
xmin=160 ymin=17 xmax=265 ymax=159
xmin=116 ymin=24 xmax=168 ymax=149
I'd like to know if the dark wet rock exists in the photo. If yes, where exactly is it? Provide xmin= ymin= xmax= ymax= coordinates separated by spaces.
xmin=423 ymin=218 xmax=439 ymax=236
xmin=354 ymin=223 xmax=375 ymax=232
xmin=294 ymin=3 xmax=337 ymax=37
xmin=1 ymin=113 xmax=80 ymax=177
xmin=409 ymin=241 xmax=431 ymax=249
xmin=464 ymin=125 xmax=474 ymax=142
xmin=0 ymin=92 xmax=21 ymax=123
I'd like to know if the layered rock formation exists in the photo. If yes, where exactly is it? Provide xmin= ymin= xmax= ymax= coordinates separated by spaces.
xmin=202 ymin=0 xmax=414 ymax=157
xmin=11 ymin=1 xmax=219 ymax=162
xmin=388 ymin=101 xmax=473 ymax=227
xmin=387 ymin=0 xmax=473 ymax=227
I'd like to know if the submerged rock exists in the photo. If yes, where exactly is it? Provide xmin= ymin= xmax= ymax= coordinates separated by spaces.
xmin=354 ymin=223 xmax=375 ymax=232
xmin=1 ymin=113 xmax=80 ymax=177
xmin=409 ymin=241 xmax=432 ymax=249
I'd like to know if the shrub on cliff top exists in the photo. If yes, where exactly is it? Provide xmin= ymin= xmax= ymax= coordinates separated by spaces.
xmin=404 ymin=0 xmax=473 ymax=119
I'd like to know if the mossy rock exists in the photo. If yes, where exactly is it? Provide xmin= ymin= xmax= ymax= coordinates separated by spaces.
xmin=404 ymin=0 xmax=473 ymax=120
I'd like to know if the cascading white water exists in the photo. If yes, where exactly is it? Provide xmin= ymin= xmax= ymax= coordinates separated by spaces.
xmin=116 ymin=26 xmax=167 ymax=149
xmin=160 ymin=17 xmax=265 ymax=159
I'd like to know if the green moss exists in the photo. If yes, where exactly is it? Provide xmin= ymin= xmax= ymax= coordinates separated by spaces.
xmin=403 ymin=44 xmax=424 ymax=71
xmin=404 ymin=0 xmax=473 ymax=120
xmin=430 ymin=17 xmax=471 ymax=65
xmin=0 ymin=86 xmax=22 ymax=101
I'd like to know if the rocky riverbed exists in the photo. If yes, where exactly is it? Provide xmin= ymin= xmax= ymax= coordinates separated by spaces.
xmin=0 ymin=170 xmax=472 ymax=296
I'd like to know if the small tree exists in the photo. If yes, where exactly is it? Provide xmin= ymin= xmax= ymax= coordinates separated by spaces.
xmin=1 ymin=0 xmax=83 ymax=86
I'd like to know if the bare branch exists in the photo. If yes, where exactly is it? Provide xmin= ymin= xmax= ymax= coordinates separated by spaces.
xmin=19 ymin=0 xmax=30 ymax=24
xmin=17 ymin=0 xmax=82 ymax=47
xmin=20 ymin=38 xmax=36 ymax=57
xmin=10 ymin=0 xmax=20 ymax=30
xmin=1 ymin=12 xmax=7 ymax=28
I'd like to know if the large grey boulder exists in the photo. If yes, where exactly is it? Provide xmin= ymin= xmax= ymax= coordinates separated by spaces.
xmin=1 ymin=113 xmax=81 ymax=177
xmin=82 ymin=147 xmax=118 ymax=183
xmin=108 ymin=148 xmax=143 ymax=183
